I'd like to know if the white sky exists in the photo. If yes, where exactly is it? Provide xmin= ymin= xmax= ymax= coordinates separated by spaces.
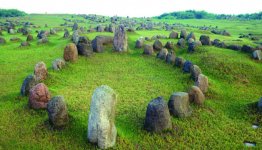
xmin=0 ymin=0 xmax=261 ymax=17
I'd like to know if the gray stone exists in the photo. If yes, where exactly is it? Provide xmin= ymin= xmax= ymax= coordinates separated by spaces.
xmin=26 ymin=35 xmax=33 ymax=41
xmin=177 ymin=38 xmax=185 ymax=47
xmin=156 ymin=48 xmax=168 ymax=60
xmin=253 ymin=50 xmax=262 ymax=60
xmin=88 ymin=85 xmax=117 ymax=149
xmin=144 ymin=97 xmax=172 ymax=132
xmin=20 ymin=75 xmax=38 ymax=96
xmin=47 ymin=96 xmax=69 ymax=128
xmin=188 ymin=41 xmax=202 ymax=53
xmin=20 ymin=41 xmax=30 ymax=47
xmin=188 ymin=86 xmax=205 ymax=105
xmin=0 ymin=37 xmax=6 ymax=44
xmin=52 ymin=58 xmax=66 ymax=71
xmin=165 ymin=41 xmax=174 ymax=49
xmin=92 ymin=36 xmax=113 ymax=53
xmin=143 ymin=44 xmax=154 ymax=55
xmin=34 ymin=61 xmax=48 ymax=81
xmin=200 ymin=35 xmax=211 ymax=45
xmin=77 ymin=36 xmax=93 ymax=56
xmin=175 ymin=57 xmax=186 ymax=68
xmin=186 ymin=32 xmax=196 ymax=41
xmin=135 ymin=39 xmax=144 ymax=48
xmin=169 ymin=31 xmax=178 ymax=39
xmin=72 ymin=22 xmax=78 ymax=31
xmin=166 ymin=51 xmax=176 ymax=65
xmin=64 ymin=43 xmax=78 ymax=62
xmin=195 ymin=74 xmax=209 ymax=93
xmin=180 ymin=29 xmax=187 ymax=39
xmin=191 ymin=65 xmax=202 ymax=81
xmin=153 ymin=39 xmax=163 ymax=51
xmin=113 ymin=25 xmax=128 ymax=52
xmin=168 ymin=92 xmax=192 ymax=118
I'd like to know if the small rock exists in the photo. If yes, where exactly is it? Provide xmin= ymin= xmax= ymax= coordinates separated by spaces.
xmin=166 ymin=50 xmax=176 ymax=65
xmin=188 ymin=86 xmax=205 ymax=105
xmin=169 ymin=31 xmax=178 ymax=39
xmin=200 ymin=35 xmax=211 ymax=45
xmin=135 ymin=39 xmax=144 ymax=48
xmin=113 ymin=25 xmax=128 ymax=52
xmin=253 ymin=50 xmax=261 ymax=60
xmin=195 ymin=74 xmax=209 ymax=93
xmin=180 ymin=29 xmax=187 ymax=39
xmin=175 ymin=57 xmax=186 ymax=68
xmin=52 ymin=58 xmax=66 ymax=71
xmin=165 ymin=41 xmax=174 ymax=49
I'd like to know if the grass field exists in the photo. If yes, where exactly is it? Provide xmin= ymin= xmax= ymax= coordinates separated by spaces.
xmin=0 ymin=14 xmax=262 ymax=149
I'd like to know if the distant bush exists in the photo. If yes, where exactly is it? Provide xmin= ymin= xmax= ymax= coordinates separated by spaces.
xmin=158 ymin=10 xmax=262 ymax=20
xmin=0 ymin=9 xmax=27 ymax=17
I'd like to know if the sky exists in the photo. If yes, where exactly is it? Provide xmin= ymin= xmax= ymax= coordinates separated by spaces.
xmin=0 ymin=0 xmax=261 ymax=17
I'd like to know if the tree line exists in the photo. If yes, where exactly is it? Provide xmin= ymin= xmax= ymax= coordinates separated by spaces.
xmin=157 ymin=10 xmax=262 ymax=20
xmin=0 ymin=9 xmax=27 ymax=17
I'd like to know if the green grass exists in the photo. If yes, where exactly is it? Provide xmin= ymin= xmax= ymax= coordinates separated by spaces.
xmin=0 ymin=14 xmax=262 ymax=149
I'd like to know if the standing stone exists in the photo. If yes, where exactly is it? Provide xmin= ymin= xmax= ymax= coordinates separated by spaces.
xmin=195 ymin=74 xmax=209 ymax=93
xmin=34 ymin=61 xmax=48 ymax=81
xmin=156 ymin=48 xmax=168 ymax=60
xmin=166 ymin=50 xmax=176 ymax=65
xmin=26 ymin=35 xmax=33 ymax=41
xmin=144 ymin=97 xmax=172 ymax=132
xmin=188 ymin=86 xmax=205 ymax=105
xmin=200 ymin=35 xmax=211 ymax=45
xmin=47 ymin=96 xmax=69 ymax=128
xmin=29 ymin=83 xmax=51 ymax=109
xmin=168 ymin=92 xmax=192 ymax=118
xmin=253 ymin=50 xmax=262 ymax=60
xmin=165 ymin=41 xmax=174 ymax=49
xmin=0 ymin=37 xmax=6 ymax=44
xmin=113 ymin=25 xmax=128 ymax=52
xmin=64 ymin=43 xmax=78 ymax=62
xmin=191 ymin=65 xmax=202 ymax=81
xmin=258 ymin=97 xmax=262 ymax=112
xmin=169 ymin=31 xmax=178 ymax=39
xmin=177 ymin=38 xmax=185 ymax=47
xmin=186 ymin=32 xmax=196 ymax=41
xmin=77 ymin=36 xmax=93 ymax=57
xmin=188 ymin=41 xmax=202 ymax=53
xmin=63 ymin=30 xmax=70 ymax=38
xmin=52 ymin=58 xmax=66 ymax=71
xmin=88 ymin=85 xmax=117 ymax=149
xmin=72 ymin=30 xmax=80 ymax=44
xmin=72 ymin=22 xmax=78 ymax=31
xmin=135 ymin=39 xmax=144 ymax=48
xmin=183 ymin=61 xmax=193 ymax=73
xmin=143 ymin=44 xmax=154 ymax=55
xmin=175 ymin=57 xmax=186 ymax=68
xmin=20 ymin=75 xmax=38 ymax=96
xmin=153 ymin=39 xmax=163 ymax=51
xmin=180 ymin=29 xmax=187 ymax=39
xmin=92 ymin=36 xmax=114 ymax=53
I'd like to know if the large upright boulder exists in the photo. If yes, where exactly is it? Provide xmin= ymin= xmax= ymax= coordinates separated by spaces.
xmin=47 ymin=96 xmax=69 ymax=128
xmin=183 ymin=61 xmax=193 ymax=73
xmin=188 ymin=41 xmax=202 ymax=53
xmin=195 ymin=74 xmax=209 ymax=93
xmin=88 ymin=85 xmax=117 ymax=149
xmin=77 ymin=36 xmax=93 ymax=56
xmin=29 ymin=83 xmax=51 ymax=109
xmin=72 ymin=30 xmax=80 ymax=44
xmin=166 ymin=50 xmax=176 ymax=65
xmin=113 ymin=25 xmax=128 ymax=52
xmin=64 ymin=43 xmax=78 ymax=62
xmin=168 ymin=92 xmax=192 ymax=118
xmin=92 ymin=36 xmax=113 ymax=53
xmin=20 ymin=75 xmax=38 ymax=96
xmin=144 ymin=97 xmax=172 ymax=132
xmin=34 ymin=62 xmax=48 ymax=81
